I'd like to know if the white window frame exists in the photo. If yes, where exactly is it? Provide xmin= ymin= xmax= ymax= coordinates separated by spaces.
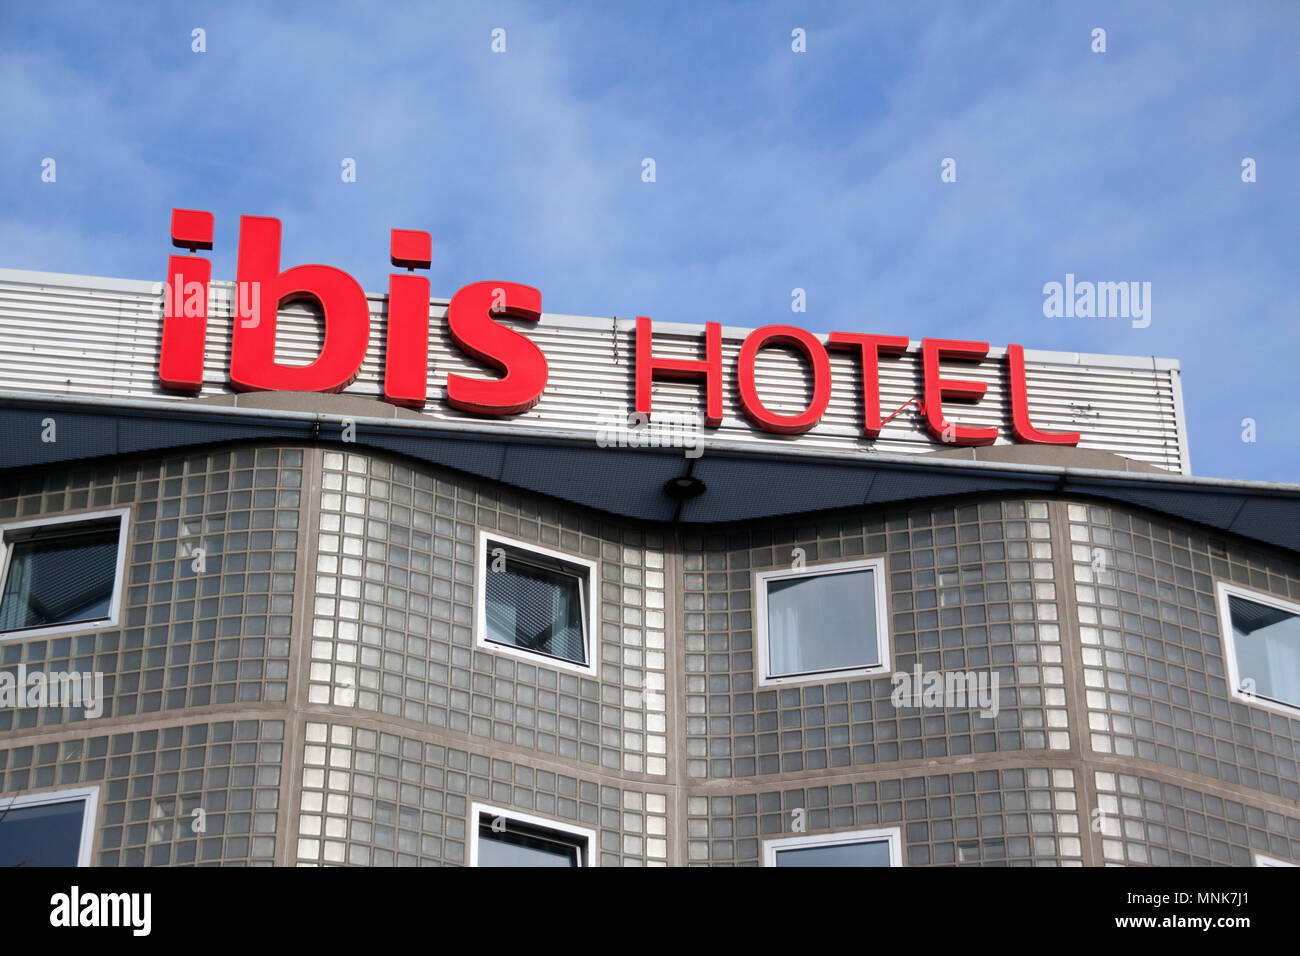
xmin=1255 ymin=854 xmax=1296 ymax=867
xmin=468 ymin=802 xmax=597 ymax=867
xmin=763 ymin=826 xmax=902 ymax=868
xmin=0 ymin=784 xmax=100 ymax=866
xmin=755 ymin=556 xmax=890 ymax=687
xmin=474 ymin=530 xmax=599 ymax=677
xmin=0 ymin=508 xmax=131 ymax=642
xmin=1215 ymin=580 xmax=1300 ymax=718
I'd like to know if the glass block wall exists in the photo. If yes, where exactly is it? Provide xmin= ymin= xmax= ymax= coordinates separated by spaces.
xmin=0 ymin=444 xmax=1297 ymax=865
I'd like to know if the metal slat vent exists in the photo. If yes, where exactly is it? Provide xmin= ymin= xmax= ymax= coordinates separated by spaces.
xmin=0 ymin=270 xmax=1189 ymax=473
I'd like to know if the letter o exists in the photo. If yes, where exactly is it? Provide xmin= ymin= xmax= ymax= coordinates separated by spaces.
xmin=737 ymin=325 xmax=831 ymax=434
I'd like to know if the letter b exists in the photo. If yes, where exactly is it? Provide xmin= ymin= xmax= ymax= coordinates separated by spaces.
xmin=231 ymin=216 xmax=371 ymax=392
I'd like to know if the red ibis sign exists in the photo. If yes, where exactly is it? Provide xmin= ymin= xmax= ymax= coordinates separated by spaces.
xmin=160 ymin=208 xmax=1078 ymax=447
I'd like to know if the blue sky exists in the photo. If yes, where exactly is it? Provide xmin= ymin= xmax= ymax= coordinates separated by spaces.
xmin=1 ymin=1 xmax=1297 ymax=481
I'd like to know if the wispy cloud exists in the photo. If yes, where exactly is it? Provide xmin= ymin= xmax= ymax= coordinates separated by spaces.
xmin=0 ymin=0 xmax=1296 ymax=479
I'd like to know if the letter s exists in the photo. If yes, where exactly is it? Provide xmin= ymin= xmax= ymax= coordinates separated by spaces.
xmin=445 ymin=281 xmax=548 ymax=415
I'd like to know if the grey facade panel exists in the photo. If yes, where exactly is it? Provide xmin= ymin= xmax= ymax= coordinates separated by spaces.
xmin=1 ymin=445 xmax=1298 ymax=866
xmin=0 ymin=718 xmax=285 ymax=866
xmin=7 ymin=395 xmax=1299 ymax=554
xmin=1066 ymin=501 xmax=1300 ymax=802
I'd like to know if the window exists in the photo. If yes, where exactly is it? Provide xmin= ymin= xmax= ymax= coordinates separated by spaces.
xmin=1217 ymin=582 xmax=1300 ymax=716
xmin=0 ymin=509 xmax=129 ymax=641
xmin=1256 ymin=854 xmax=1297 ymax=867
xmin=763 ymin=827 xmax=902 ymax=867
xmin=0 ymin=786 xmax=99 ymax=866
xmin=475 ymin=531 xmax=597 ymax=675
xmin=468 ymin=804 xmax=595 ymax=867
xmin=754 ymin=557 xmax=890 ymax=686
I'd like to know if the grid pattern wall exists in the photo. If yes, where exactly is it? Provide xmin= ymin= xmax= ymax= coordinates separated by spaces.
xmin=1093 ymin=769 xmax=1300 ymax=866
xmin=295 ymin=719 xmax=670 ymax=866
xmin=0 ymin=449 xmax=301 ymax=731
xmin=306 ymin=451 xmax=670 ymax=777
xmin=0 ymin=718 xmax=283 ymax=866
xmin=690 ymin=766 xmax=1082 ymax=866
xmin=7 ymin=441 xmax=1300 ymax=870
xmin=1069 ymin=503 xmax=1300 ymax=800
xmin=681 ymin=501 xmax=1068 ymax=779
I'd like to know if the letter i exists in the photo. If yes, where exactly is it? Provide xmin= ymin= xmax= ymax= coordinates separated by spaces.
xmin=384 ymin=229 xmax=432 ymax=406
xmin=160 ymin=208 xmax=214 ymax=390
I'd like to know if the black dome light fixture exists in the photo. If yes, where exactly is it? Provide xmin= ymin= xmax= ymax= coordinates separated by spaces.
xmin=662 ymin=474 xmax=706 ymax=501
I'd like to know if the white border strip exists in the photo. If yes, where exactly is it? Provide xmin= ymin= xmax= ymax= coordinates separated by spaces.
xmin=474 ymin=530 xmax=600 ymax=677
xmin=0 ymin=507 xmax=131 ymax=642
xmin=1215 ymin=580 xmax=1300 ymax=719
xmin=754 ymin=556 xmax=891 ymax=687
xmin=0 ymin=784 xmax=100 ymax=866
xmin=467 ymin=802 xmax=597 ymax=867
xmin=762 ymin=826 xmax=903 ymax=867
xmin=0 ymin=389 xmax=1270 ymax=491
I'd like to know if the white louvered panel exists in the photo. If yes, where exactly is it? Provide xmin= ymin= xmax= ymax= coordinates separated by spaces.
xmin=0 ymin=269 xmax=1188 ymax=473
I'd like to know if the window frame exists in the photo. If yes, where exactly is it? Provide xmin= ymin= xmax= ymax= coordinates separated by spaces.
xmin=762 ymin=826 xmax=903 ymax=868
xmin=0 ymin=784 xmax=100 ymax=867
xmin=0 ymin=508 xmax=131 ymax=642
xmin=467 ymin=802 xmax=597 ymax=867
xmin=754 ymin=556 xmax=891 ymax=687
xmin=474 ymin=530 xmax=599 ymax=677
xmin=1215 ymin=580 xmax=1300 ymax=718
